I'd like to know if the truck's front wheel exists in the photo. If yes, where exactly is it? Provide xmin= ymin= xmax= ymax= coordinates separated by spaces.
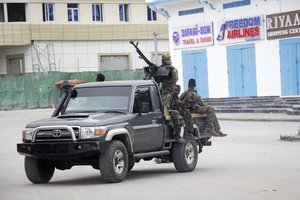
xmin=24 ymin=156 xmax=55 ymax=183
xmin=172 ymin=139 xmax=198 ymax=172
xmin=99 ymin=140 xmax=128 ymax=183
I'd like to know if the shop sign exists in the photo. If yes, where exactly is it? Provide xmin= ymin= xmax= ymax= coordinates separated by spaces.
xmin=216 ymin=15 xmax=264 ymax=44
xmin=172 ymin=22 xmax=214 ymax=49
xmin=266 ymin=10 xmax=300 ymax=40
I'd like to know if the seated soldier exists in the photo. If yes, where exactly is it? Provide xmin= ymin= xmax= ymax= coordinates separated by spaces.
xmin=164 ymin=85 xmax=194 ymax=141
xmin=180 ymin=79 xmax=226 ymax=137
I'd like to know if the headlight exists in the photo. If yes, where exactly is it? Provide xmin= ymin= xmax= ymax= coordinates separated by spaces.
xmin=80 ymin=127 xmax=107 ymax=139
xmin=22 ymin=128 xmax=34 ymax=141
xmin=81 ymin=127 xmax=95 ymax=139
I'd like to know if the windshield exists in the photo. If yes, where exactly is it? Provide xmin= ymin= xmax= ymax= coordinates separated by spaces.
xmin=63 ymin=86 xmax=132 ymax=114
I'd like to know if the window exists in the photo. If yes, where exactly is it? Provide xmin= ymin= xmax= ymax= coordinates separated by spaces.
xmin=133 ymin=87 xmax=153 ymax=113
xmin=7 ymin=3 xmax=26 ymax=22
xmin=0 ymin=4 xmax=4 ymax=22
xmin=147 ymin=6 xmax=157 ymax=21
xmin=43 ymin=3 xmax=54 ymax=21
xmin=223 ymin=0 xmax=251 ymax=9
xmin=67 ymin=3 xmax=79 ymax=22
xmin=6 ymin=54 xmax=25 ymax=75
xmin=119 ymin=4 xmax=129 ymax=22
xmin=178 ymin=8 xmax=203 ymax=16
xmin=64 ymin=86 xmax=132 ymax=114
xmin=100 ymin=55 xmax=129 ymax=71
xmin=92 ymin=4 xmax=103 ymax=22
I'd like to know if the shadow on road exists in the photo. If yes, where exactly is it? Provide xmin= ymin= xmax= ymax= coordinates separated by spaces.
xmin=43 ymin=166 xmax=192 ymax=185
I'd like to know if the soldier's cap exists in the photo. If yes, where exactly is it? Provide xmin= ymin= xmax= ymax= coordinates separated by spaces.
xmin=162 ymin=55 xmax=172 ymax=65
xmin=188 ymin=79 xmax=196 ymax=87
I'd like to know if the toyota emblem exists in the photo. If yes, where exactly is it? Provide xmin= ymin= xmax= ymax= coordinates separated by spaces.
xmin=53 ymin=129 xmax=62 ymax=137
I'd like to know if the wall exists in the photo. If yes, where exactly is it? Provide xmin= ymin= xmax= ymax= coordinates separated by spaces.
xmin=25 ymin=0 xmax=168 ymax=24
xmin=0 ymin=39 xmax=169 ymax=74
xmin=0 ymin=70 xmax=145 ymax=110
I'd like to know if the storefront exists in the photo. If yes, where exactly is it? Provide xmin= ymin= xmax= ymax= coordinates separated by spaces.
xmin=148 ymin=0 xmax=300 ymax=97
xmin=266 ymin=10 xmax=300 ymax=96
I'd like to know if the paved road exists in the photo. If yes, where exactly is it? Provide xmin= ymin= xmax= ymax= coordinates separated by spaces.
xmin=0 ymin=109 xmax=300 ymax=200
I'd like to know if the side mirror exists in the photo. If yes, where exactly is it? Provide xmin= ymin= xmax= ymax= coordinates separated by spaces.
xmin=141 ymin=102 xmax=150 ymax=113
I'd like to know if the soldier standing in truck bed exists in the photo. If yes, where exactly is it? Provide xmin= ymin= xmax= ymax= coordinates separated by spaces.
xmin=160 ymin=55 xmax=178 ymax=97
xmin=180 ymin=79 xmax=226 ymax=137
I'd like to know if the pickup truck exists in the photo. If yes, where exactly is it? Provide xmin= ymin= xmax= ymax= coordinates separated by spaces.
xmin=17 ymin=80 xmax=212 ymax=183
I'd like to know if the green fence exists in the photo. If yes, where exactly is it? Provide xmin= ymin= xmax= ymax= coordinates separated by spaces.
xmin=0 ymin=70 xmax=145 ymax=110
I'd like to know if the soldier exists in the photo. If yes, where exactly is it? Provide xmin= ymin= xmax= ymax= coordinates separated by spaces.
xmin=180 ymin=79 xmax=227 ymax=137
xmin=160 ymin=55 xmax=178 ymax=97
xmin=165 ymin=85 xmax=194 ymax=141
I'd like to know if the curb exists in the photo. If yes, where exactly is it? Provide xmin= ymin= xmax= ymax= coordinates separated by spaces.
xmin=218 ymin=117 xmax=300 ymax=122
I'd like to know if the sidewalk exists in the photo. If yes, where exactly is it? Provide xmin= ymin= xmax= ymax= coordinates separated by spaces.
xmin=217 ymin=113 xmax=300 ymax=122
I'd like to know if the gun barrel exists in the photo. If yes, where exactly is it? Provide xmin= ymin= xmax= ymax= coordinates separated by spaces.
xmin=130 ymin=41 xmax=154 ymax=66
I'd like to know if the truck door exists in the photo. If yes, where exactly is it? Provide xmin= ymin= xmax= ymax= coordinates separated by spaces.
xmin=131 ymin=85 xmax=164 ymax=153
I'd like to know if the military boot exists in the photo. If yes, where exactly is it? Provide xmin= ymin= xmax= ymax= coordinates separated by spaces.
xmin=215 ymin=129 xmax=227 ymax=137
xmin=174 ymin=129 xmax=184 ymax=143
xmin=206 ymin=127 xmax=220 ymax=137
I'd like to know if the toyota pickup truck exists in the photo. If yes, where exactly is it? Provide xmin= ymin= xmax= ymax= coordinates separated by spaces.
xmin=17 ymin=80 xmax=212 ymax=183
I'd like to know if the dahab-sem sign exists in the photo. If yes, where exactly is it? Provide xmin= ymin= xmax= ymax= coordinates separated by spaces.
xmin=172 ymin=22 xmax=214 ymax=49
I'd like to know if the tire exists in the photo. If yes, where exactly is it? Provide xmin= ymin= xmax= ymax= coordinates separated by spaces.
xmin=99 ymin=140 xmax=128 ymax=183
xmin=172 ymin=139 xmax=198 ymax=172
xmin=24 ymin=156 xmax=55 ymax=184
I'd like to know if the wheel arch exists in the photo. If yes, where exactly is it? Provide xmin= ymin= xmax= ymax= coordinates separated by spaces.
xmin=105 ymin=128 xmax=133 ymax=154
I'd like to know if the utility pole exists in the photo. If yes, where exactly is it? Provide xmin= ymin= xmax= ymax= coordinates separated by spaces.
xmin=153 ymin=31 xmax=168 ymax=65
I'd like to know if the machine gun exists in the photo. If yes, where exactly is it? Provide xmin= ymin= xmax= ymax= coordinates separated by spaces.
xmin=130 ymin=41 xmax=170 ymax=83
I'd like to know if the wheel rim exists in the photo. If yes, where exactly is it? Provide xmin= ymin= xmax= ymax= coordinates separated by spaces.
xmin=113 ymin=150 xmax=124 ymax=174
xmin=185 ymin=143 xmax=195 ymax=165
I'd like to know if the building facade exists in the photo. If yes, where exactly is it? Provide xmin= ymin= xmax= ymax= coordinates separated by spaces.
xmin=0 ymin=0 xmax=169 ymax=74
xmin=148 ymin=0 xmax=300 ymax=97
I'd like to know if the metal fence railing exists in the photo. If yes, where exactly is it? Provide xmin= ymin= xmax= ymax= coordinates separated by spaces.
xmin=0 ymin=70 xmax=144 ymax=110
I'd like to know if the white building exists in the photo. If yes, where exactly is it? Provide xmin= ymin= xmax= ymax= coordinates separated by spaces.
xmin=148 ymin=0 xmax=300 ymax=98
xmin=0 ymin=0 xmax=169 ymax=74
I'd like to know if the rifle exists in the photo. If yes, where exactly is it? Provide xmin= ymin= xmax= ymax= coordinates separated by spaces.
xmin=130 ymin=41 xmax=155 ymax=67
xmin=130 ymin=41 xmax=161 ymax=83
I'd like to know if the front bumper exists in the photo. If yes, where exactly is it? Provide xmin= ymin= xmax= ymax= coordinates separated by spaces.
xmin=17 ymin=140 xmax=110 ymax=159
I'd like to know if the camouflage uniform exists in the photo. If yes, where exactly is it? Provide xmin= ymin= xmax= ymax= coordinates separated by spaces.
xmin=164 ymin=93 xmax=193 ymax=138
xmin=160 ymin=55 xmax=178 ymax=96
xmin=180 ymin=89 xmax=223 ymax=136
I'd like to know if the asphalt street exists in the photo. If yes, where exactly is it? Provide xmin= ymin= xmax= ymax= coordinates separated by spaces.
xmin=0 ymin=109 xmax=300 ymax=200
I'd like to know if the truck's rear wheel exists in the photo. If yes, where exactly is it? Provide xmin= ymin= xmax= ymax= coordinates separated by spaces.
xmin=172 ymin=139 xmax=198 ymax=172
xmin=99 ymin=140 xmax=128 ymax=183
xmin=24 ymin=156 xmax=55 ymax=183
